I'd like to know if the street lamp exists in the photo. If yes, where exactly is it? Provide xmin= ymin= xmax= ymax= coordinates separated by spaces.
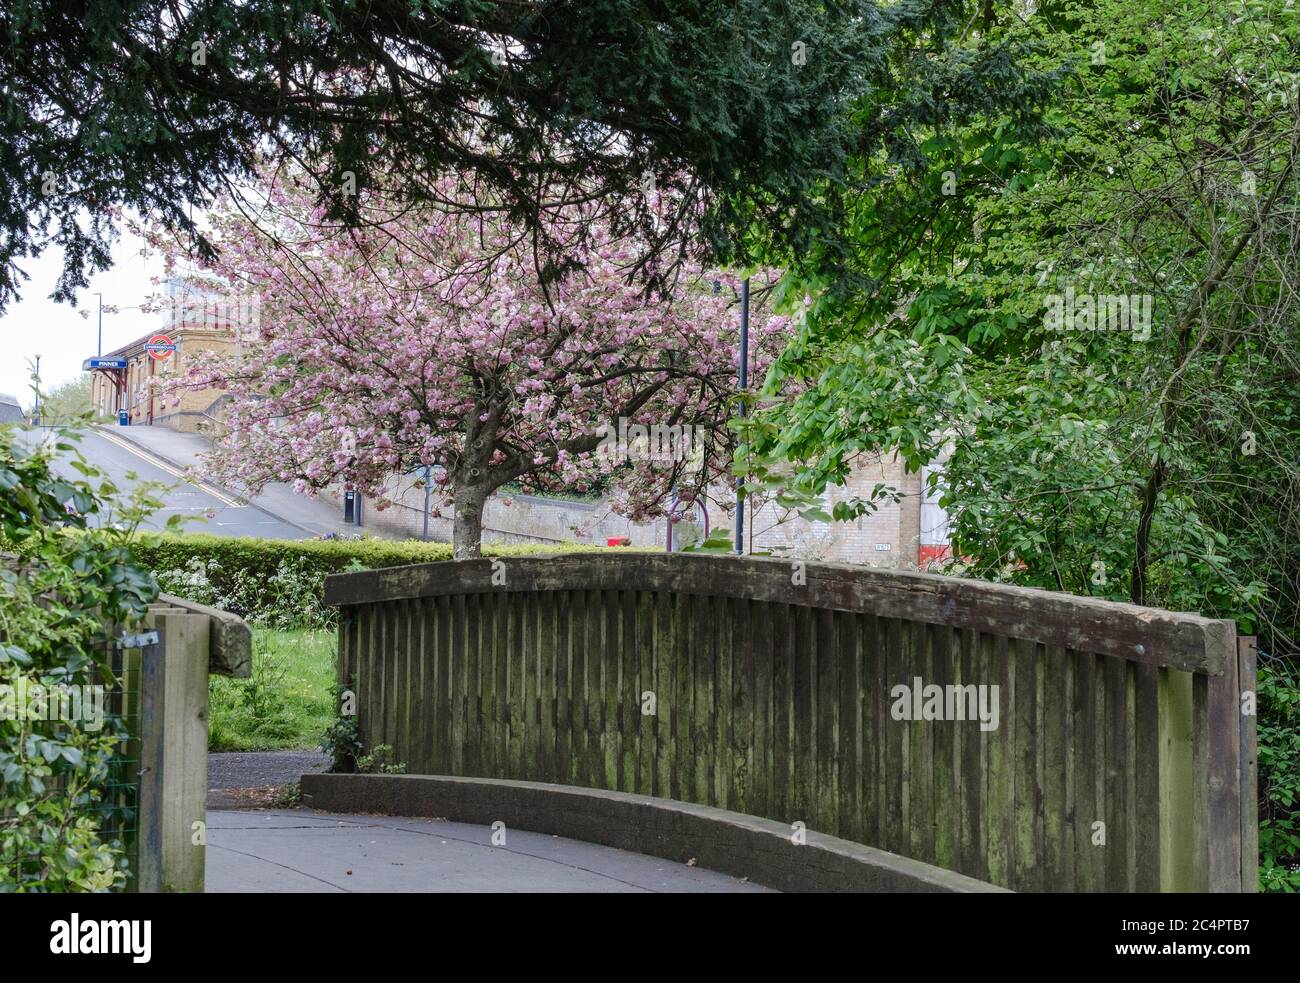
xmin=95 ymin=291 xmax=103 ymax=356
xmin=734 ymin=277 xmax=749 ymax=555
xmin=32 ymin=353 xmax=41 ymax=426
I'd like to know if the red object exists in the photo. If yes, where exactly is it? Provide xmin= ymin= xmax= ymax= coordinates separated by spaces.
xmin=146 ymin=333 xmax=176 ymax=361
xmin=919 ymin=544 xmax=952 ymax=568
xmin=606 ymin=537 xmax=631 ymax=547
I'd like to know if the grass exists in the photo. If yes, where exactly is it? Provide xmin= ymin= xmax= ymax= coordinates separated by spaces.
xmin=208 ymin=627 xmax=337 ymax=751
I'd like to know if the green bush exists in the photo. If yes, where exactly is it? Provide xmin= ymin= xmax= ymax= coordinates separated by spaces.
xmin=1 ymin=424 xmax=167 ymax=891
xmin=139 ymin=533 xmax=612 ymax=630
xmin=1259 ymin=656 xmax=1300 ymax=892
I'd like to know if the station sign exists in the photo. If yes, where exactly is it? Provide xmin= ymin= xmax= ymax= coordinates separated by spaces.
xmin=145 ymin=334 xmax=177 ymax=361
xmin=84 ymin=357 xmax=128 ymax=370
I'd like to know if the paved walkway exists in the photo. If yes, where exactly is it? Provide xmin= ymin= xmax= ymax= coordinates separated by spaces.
xmin=206 ymin=809 xmax=772 ymax=893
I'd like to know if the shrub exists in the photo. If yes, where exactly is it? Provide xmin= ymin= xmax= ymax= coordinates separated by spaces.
xmin=1 ymin=424 xmax=166 ymax=891
xmin=137 ymin=533 xmax=614 ymax=629
xmin=1259 ymin=655 xmax=1300 ymax=892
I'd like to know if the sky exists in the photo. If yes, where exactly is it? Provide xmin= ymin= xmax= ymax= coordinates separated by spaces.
xmin=0 ymin=228 xmax=170 ymax=409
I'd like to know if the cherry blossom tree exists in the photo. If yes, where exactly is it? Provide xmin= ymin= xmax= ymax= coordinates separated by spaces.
xmin=148 ymin=170 xmax=789 ymax=556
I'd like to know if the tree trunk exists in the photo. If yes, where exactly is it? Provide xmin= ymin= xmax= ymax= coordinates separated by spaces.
xmin=1129 ymin=458 xmax=1165 ymax=605
xmin=452 ymin=482 xmax=487 ymax=559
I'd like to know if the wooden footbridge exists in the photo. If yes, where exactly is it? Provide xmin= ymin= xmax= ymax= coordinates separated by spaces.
xmin=323 ymin=553 xmax=1258 ymax=892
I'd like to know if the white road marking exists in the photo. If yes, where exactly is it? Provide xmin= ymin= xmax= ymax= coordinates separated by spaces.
xmin=94 ymin=429 xmax=245 ymax=508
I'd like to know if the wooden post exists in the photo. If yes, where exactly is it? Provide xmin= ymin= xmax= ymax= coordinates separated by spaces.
xmin=1197 ymin=620 xmax=1243 ymax=892
xmin=147 ymin=610 xmax=210 ymax=893
xmin=1238 ymin=636 xmax=1258 ymax=893
xmin=134 ymin=629 xmax=165 ymax=894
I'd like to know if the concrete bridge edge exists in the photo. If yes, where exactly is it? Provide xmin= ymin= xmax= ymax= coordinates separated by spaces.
xmin=300 ymin=773 xmax=1008 ymax=894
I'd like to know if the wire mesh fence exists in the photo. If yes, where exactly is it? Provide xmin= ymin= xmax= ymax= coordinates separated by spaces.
xmin=0 ymin=629 xmax=149 ymax=892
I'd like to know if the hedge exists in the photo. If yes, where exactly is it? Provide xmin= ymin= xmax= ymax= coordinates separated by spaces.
xmin=135 ymin=533 xmax=623 ymax=629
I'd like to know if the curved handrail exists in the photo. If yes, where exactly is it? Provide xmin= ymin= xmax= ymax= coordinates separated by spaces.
xmin=324 ymin=552 xmax=1232 ymax=673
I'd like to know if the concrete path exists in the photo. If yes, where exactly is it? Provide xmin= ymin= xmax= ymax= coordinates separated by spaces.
xmin=205 ymin=809 xmax=773 ymax=893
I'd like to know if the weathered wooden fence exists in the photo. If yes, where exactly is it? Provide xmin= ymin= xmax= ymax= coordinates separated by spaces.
xmin=325 ymin=554 xmax=1258 ymax=892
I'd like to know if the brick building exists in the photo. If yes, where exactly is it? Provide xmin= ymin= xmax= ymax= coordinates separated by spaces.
xmin=87 ymin=279 xmax=253 ymax=433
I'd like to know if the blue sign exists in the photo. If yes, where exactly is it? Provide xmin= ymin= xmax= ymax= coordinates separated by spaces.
xmin=85 ymin=357 xmax=128 ymax=370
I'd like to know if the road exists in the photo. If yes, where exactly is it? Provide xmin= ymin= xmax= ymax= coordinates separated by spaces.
xmin=24 ymin=426 xmax=318 ymax=538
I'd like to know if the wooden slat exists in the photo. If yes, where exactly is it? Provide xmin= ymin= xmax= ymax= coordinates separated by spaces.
xmin=501 ymin=590 xmax=517 ymax=785
xmin=402 ymin=599 xmax=415 ymax=765
xmin=1200 ymin=627 xmax=1243 ymax=892
xmin=792 ymin=605 xmax=815 ymax=826
xmin=491 ymin=593 xmax=508 ymax=780
xmin=419 ymin=599 xmax=437 ymax=774
xmin=1042 ymin=644 xmax=1074 ymax=892
xmin=568 ymin=589 xmax=588 ymax=788
xmin=1133 ymin=661 xmax=1161 ymax=890
xmin=601 ymin=588 xmax=620 ymax=792
xmin=1158 ymin=666 xmax=1196 ymax=891
xmin=751 ymin=600 xmax=773 ymax=819
xmin=374 ymin=602 xmax=389 ymax=754
xmin=1013 ymin=637 xmax=1041 ymax=891
xmin=863 ymin=614 xmax=884 ymax=849
xmin=464 ymin=593 xmax=481 ymax=776
xmin=958 ymin=627 xmax=987 ymax=881
xmin=931 ymin=624 xmax=958 ymax=872
xmin=732 ymin=597 xmax=754 ymax=816
xmin=1103 ymin=656 xmax=1131 ymax=891
xmin=450 ymin=594 xmax=467 ymax=777
xmin=653 ymin=591 xmax=673 ymax=799
xmin=882 ymin=617 xmax=908 ymax=856
xmin=620 ymin=590 xmax=639 ymax=793
xmin=636 ymin=591 xmax=655 ymax=796
xmin=908 ymin=621 xmax=935 ymax=864
xmin=715 ymin=595 xmax=734 ymax=811
xmin=537 ymin=591 xmax=557 ymax=783
xmin=985 ymin=634 xmax=1013 ymax=887
xmin=554 ymin=590 xmax=571 ymax=787
xmin=770 ymin=603 xmax=793 ymax=823
xmin=676 ymin=587 xmax=696 ymax=800
xmin=836 ymin=610 xmax=860 ymax=843
xmin=815 ymin=607 xmax=838 ymax=835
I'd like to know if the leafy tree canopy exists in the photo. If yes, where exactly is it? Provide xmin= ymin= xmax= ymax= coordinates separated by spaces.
xmin=2 ymin=0 xmax=1055 ymax=311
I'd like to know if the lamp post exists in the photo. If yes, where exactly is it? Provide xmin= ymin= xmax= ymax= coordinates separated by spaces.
xmin=32 ymin=353 xmax=41 ymax=426
xmin=422 ymin=464 xmax=432 ymax=541
xmin=95 ymin=292 xmax=103 ymax=356
xmin=734 ymin=277 xmax=749 ymax=555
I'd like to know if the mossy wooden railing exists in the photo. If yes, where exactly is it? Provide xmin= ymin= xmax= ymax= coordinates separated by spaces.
xmin=113 ymin=594 xmax=250 ymax=893
xmin=324 ymin=554 xmax=1257 ymax=892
